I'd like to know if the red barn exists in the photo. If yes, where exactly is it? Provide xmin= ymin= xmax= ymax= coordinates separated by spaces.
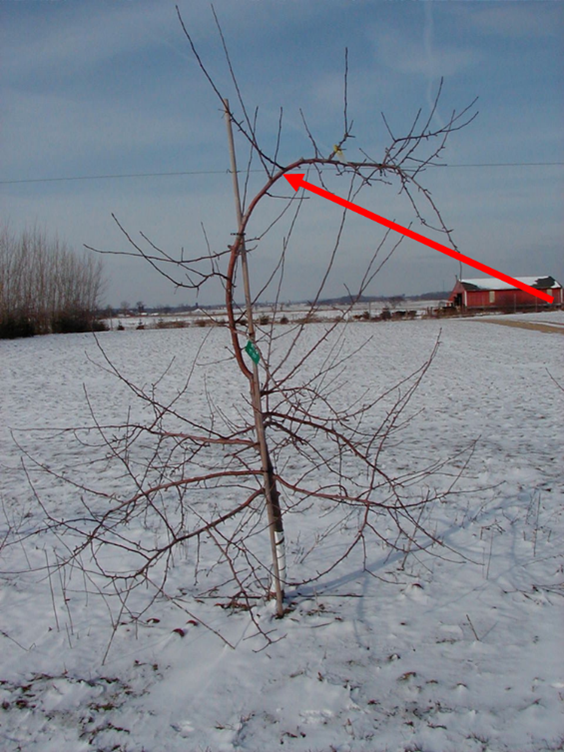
xmin=449 ymin=276 xmax=563 ymax=311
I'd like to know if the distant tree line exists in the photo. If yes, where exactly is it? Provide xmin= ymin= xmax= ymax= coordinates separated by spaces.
xmin=316 ymin=291 xmax=449 ymax=307
xmin=0 ymin=226 xmax=105 ymax=339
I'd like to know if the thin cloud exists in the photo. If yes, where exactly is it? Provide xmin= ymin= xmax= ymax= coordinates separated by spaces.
xmin=1 ymin=3 xmax=177 ymax=82
xmin=1 ymin=89 xmax=218 ymax=178
xmin=468 ymin=4 xmax=563 ymax=38
xmin=373 ymin=28 xmax=481 ymax=79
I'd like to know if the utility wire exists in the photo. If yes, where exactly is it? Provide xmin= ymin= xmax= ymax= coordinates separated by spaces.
xmin=1 ymin=162 xmax=563 ymax=186
xmin=438 ymin=162 xmax=564 ymax=168
xmin=0 ymin=169 xmax=237 ymax=185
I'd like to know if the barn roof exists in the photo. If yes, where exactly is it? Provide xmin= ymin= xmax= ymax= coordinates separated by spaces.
xmin=459 ymin=276 xmax=561 ymax=292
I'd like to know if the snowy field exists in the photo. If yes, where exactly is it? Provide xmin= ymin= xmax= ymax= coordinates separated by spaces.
xmin=0 ymin=314 xmax=563 ymax=752
xmin=108 ymin=299 xmax=445 ymax=330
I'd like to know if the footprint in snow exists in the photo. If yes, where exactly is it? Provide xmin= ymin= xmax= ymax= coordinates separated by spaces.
xmin=171 ymin=720 xmax=194 ymax=737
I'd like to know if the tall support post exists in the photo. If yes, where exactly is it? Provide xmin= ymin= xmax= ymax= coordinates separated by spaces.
xmin=223 ymin=99 xmax=286 ymax=616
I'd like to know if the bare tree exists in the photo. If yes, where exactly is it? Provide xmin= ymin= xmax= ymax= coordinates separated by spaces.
xmin=0 ymin=226 xmax=105 ymax=338
xmin=14 ymin=8 xmax=478 ymax=640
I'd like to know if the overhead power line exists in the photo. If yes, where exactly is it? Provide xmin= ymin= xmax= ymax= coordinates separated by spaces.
xmin=438 ymin=162 xmax=564 ymax=168
xmin=0 ymin=169 xmax=236 ymax=185
xmin=1 ymin=162 xmax=563 ymax=186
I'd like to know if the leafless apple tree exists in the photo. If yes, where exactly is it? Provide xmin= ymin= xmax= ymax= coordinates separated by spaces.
xmin=16 ymin=8 xmax=478 ymax=640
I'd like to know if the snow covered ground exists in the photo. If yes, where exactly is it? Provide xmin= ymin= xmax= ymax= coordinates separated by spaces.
xmin=108 ymin=298 xmax=446 ymax=330
xmin=0 ymin=313 xmax=563 ymax=752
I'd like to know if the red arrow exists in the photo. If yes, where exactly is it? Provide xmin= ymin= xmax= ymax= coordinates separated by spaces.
xmin=284 ymin=173 xmax=554 ymax=304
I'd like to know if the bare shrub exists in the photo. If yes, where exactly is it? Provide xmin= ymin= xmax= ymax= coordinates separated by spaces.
xmin=156 ymin=318 xmax=188 ymax=329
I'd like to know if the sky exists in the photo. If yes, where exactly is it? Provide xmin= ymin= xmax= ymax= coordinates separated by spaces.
xmin=1 ymin=0 xmax=563 ymax=308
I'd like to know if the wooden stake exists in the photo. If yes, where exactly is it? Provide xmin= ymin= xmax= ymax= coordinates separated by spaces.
xmin=224 ymin=99 xmax=286 ymax=615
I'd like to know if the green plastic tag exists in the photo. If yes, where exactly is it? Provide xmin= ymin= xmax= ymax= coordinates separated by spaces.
xmin=245 ymin=339 xmax=260 ymax=364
